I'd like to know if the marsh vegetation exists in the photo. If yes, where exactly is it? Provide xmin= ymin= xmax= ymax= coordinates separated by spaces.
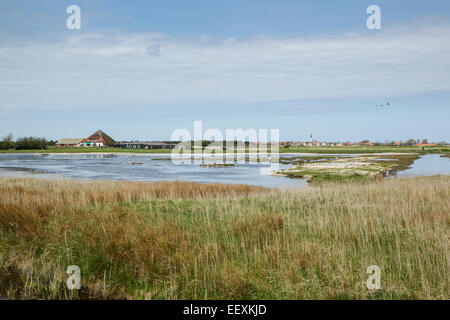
xmin=277 ymin=154 xmax=420 ymax=183
xmin=0 ymin=176 xmax=448 ymax=299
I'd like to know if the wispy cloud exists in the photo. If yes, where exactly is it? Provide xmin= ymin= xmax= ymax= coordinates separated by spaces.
xmin=1 ymin=24 xmax=450 ymax=111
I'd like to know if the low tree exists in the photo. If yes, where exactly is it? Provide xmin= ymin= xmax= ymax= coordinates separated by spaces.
xmin=201 ymin=140 xmax=212 ymax=148
xmin=0 ymin=133 xmax=14 ymax=150
xmin=404 ymin=139 xmax=416 ymax=146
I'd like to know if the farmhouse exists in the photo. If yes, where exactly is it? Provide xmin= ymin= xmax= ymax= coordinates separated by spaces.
xmin=56 ymin=130 xmax=116 ymax=148
xmin=56 ymin=138 xmax=83 ymax=147
xmin=80 ymin=130 xmax=116 ymax=147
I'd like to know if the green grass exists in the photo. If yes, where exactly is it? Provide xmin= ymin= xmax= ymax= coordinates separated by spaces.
xmin=0 ymin=145 xmax=448 ymax=154
xmin=281 ymin=170 xmax=371 ymax=183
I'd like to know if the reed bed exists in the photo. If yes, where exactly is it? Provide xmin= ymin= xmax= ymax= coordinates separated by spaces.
xmin=0 ymin=176 xmax=448 ymax=299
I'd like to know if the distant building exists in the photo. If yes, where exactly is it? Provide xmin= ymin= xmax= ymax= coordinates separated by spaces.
xmin=117 ymin=141 xmax=176 ymax=150
xmin=80 ymin=130 xmax=116 ymax=147
xmin=56 ymin=138 xmax=83 ymax=147
xmin=416 ymin=143 xmax=436 ymax=147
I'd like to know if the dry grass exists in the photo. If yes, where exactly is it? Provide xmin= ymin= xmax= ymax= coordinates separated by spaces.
xmin=0 ymin=176 xmax=448 ymax=299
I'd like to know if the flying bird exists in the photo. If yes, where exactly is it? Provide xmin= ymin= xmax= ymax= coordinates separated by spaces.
xmin=375 ymin=102 xmax=391 ymax=108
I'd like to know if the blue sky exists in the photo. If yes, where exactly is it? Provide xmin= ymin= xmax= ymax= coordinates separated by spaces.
xmin=0 ymin=0 xmax=449 ymax=142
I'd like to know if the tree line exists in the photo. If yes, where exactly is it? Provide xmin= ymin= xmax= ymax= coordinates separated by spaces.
xmin=0 ymin=134 xmax=49 ymax=150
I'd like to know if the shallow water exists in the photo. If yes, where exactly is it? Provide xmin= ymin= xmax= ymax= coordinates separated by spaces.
xmin=397 ymin=154 xmax=450 ymax=177
xmin=0 ymin=153 xmax=307 ymax=189
xmin=0 ymin=153 xmax=447 ymax=188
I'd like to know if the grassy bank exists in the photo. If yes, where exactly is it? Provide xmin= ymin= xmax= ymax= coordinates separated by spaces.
xmin=0 ymin=145 xmax=448 ymax=154
xmin=277 ymin=154 xmax=420 ymax=183
xmin=0 ymin=176 xmax=448 ymax=299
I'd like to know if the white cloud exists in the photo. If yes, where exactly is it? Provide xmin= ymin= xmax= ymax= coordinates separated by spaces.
xmin=1 ymin=25 xmax=450 ymax=110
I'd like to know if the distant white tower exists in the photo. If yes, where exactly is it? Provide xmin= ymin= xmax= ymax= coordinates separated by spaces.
xmin=310 ymin=134 xmax=313 ymax=144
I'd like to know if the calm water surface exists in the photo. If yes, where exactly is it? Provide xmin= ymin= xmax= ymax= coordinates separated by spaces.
xmin=0 ymin=153 xmax=307 ymax=188
xmin=397 ymin=154 xmax=450 ymax=177
xmin=0 ymin=153 xmax=448 ymax=188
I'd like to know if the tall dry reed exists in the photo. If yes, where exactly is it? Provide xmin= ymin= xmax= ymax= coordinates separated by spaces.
xmin=0 ymin=176 xmax=448 ymax=299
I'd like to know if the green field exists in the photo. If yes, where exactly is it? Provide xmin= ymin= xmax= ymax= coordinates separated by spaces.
xmin=0 ymin=145 xmax=448 ymax=154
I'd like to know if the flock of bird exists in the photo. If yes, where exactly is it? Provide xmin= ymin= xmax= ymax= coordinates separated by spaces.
xmin=313 ymin=102 xmax=392 ymax=115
